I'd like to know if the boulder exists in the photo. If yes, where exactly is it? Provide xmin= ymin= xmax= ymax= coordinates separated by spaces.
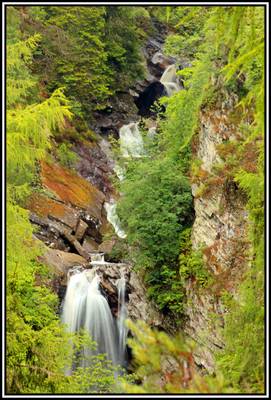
xmin=82 ymin=236 xmax=99 ymax=252
xmin=151 ymin=51 xmax=175 ymax=69
xmin=75 ymin=219 xmax=88 ymax=240
xmin=40 ymin=248 xmax=88 ymax=285
xmin=134 ymin=81 xmax=165 ymax=117
xmin=98 ymin=239 xmax=116 ymax=254
xmin=73 ymin=141 xmax=114 ymax=196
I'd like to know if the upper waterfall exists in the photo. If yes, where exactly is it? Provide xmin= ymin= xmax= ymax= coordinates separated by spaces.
xmin=119 ymin=122 xmax=144 ymax=158
xmin=160 ymin=64 xmax=181 ymax=96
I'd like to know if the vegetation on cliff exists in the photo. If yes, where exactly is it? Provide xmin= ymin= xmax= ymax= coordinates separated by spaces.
xmin=120 ymin=6 xmax=265 ymax=394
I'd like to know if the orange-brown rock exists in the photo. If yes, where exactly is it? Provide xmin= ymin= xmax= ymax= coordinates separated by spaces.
xmin=28 ymin=193 xmax=79 ymax=230
xmin=41 ymin=161 xmax=105 ymax=220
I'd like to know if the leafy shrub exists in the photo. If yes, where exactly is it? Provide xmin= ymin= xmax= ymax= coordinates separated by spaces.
xmin=146 ymin=265 xmax=185 ymax=315
xmin=179 ymin=228 xmax=212 ymax=287
xmin=55 ymin=142 xmax=78 ymax=168
xmin=118 ymin=157 xmax=193 ymax=268
xmin=121 ymin=320 xmax=227 ymax=394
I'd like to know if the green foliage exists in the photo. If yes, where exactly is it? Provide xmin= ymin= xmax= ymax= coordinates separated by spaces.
xmin=105 ymin=6 xmax=147 ymax=90
xmin=122 ymin=320 xmax=227 ymax=394
xmin=116 ymin=144 xmax=193 ymax=315
xmin=6 ymin=11 xmax=120 ymax=394
xmin=7 ymin=29 xmax=40 ymax=107
xmin=7 ymin=87 xmax=72 ymax=199
xmin=118 ymin=156 xmax=193 ymax=268
xmin=209 ymin=7 xmax=264 ymax=393
xmin=54 ymin=331 xmax=125 ymax=394
xmin=159 ymin=56 xmax=214 ymax=159
xmin=23 ymin=5 xmax=148 ymax=119
xmin=55 ymin=142 xmax=78 ymax=168
xmin=179 ymin=229 xmax=211 ymax=287
xmin=33 ymin=6 xmax=112 ymax=116
xmin=217 ymin=256 xmax=264 ymax=393
xmin=146 ymin=265 xmax=185 ymax=315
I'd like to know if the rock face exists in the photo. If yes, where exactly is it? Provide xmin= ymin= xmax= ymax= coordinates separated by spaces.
xmin=28 ymin=162 xmax=112 ymax=257
xmin=41 ymin=161 xmax=105 ymax=220
xmin=183 ymin=101 xmax=250 ymax=372
xmin=73 ymin=141 xmax=114 ymax=196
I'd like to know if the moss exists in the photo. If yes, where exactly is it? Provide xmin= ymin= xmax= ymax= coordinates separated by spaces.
xmin=40 ymin=161 xmax=105 ymax=219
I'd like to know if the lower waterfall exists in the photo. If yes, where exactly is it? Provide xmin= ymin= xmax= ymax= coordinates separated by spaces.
xmin=116 ymin=273 xmax=128 ymax=367
xmin=61 ymin=267 xmax=128 ymax=372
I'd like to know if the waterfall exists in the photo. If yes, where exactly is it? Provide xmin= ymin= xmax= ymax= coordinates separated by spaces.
xmin=61 ymin=269 xmax=118 ymax=371
xmin=104 ymin=200 xmax=127 ymax=239
xmin=83 ymin=274 xmax=118 ymax=366
xmin=113 ymin=163 xmax=126 ymax=181
xmin=61 ymin=270 xmax=89 ymax=334
xmin=119 ymin=122 xmax=144 ymax=158
xmin=147 ymin=126 xmax=157 ymax=139
xmin=160 ymin=64 xmax=181 ymax=97
xmin=116 ymin=273 xmax=128 ymax=367
xmin=89 ymin=252 xmax=105 ymax=263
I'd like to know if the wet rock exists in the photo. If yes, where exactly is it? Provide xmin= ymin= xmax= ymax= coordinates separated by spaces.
xmin=151 ymin=51 xmax=175 ymax=69
xmin=135 ymin=81 xmax=165 ymax=116
xmin=98 ymin=239 xmax=116 ymax=254
xmin=93 ymin=92 xmax=139 ymax=136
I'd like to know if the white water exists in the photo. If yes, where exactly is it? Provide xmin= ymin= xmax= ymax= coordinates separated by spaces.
xmin=119 ymin=122 xmax=144 ymax=158
xmin=62 ymin=270 xmax=118 ymax=370
xmin=147 ymin=126 xmax=157 ymax=139
xmin=104 ymin=200 xmax=127 ymax=239
xmin=113 ymin=163 xmax=126 ymax=181
xmin=89 ymin=252 xmax=105 ymax=262
xmin=83 ymin=274 xmax=118 ymax=366
xmin=160 ymin=64 xmax=181 ymax=97
xmin=116 ymin=273 xmax=128 ymax=366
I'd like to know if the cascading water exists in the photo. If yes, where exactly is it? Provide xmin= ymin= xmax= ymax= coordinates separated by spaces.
xmin=116 ymin=273 xmax=128 ymax=367
xmin=104 ymin=200 xmax=127 ymax=239
xmin=61 ymin=269 xmax=118 ymax=372
xmin=119 ymin=122 xmax=144 ymax=158
xmin=83 ymin=273 xmax=118 ymax=366
xmin=113 ymin=163 xmax=126 ymax=181
xmin=147 ymin=126 xmax=157 ymax=139
xmin=160 ymin=64 xmax=181 ymax=96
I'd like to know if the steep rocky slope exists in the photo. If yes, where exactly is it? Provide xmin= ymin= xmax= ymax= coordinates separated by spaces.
xmin=183 ymin=96 xmax=251 ymax=372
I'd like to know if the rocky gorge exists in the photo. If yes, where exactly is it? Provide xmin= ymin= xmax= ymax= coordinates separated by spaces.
xmin=26 ymin=17 xmax=254 ymax=376
xmin=28 ymin=23 xmax=178 ymax=343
